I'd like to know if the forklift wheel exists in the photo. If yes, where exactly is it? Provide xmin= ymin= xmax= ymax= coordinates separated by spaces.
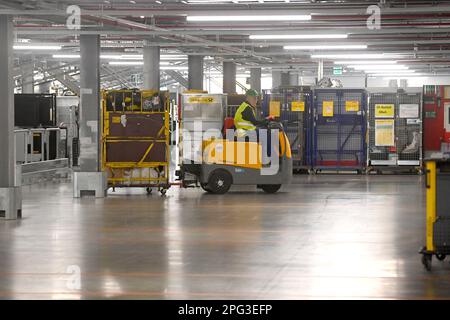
xmin=208 ymin=170 xmax=232 ymax=194
xmin=436 ymin=253 xmax=446 ymax=261
xmin=422 ymin=254 xmax=432 ymax=271
xmin=200 ymin=183 xmax=213 ymax=193
xmin=261 ymin=184 xmax=282 ymax=194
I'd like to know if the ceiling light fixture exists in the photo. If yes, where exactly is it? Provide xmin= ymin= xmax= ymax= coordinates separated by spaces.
xmin=52 ymin=54 xmax=80 ymax=59
xmin=284 ymin=45 xmax=367 ymax=50
xmin=14 ymin=45 xmax=62 ymax=50
xmin=349 ymin=65 xmax=409 ymax=70
xmin=364 ymin=70 xmax=416 ymax=74
xmin=187 ymin=15 xmax=311 ymax=22
xmin=334 ymin=60 xmax=397 ymax=65
xmin=250 ymin=34 xmax=347 ymax=40
xmin=311 ymin=54 xmax=385 ymax=59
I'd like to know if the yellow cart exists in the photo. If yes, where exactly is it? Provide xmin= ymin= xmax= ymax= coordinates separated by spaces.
xmin=420 ymin=157 xmax=450 ymax=270
xmin=101 ymin=89 xmax=171 ymax=195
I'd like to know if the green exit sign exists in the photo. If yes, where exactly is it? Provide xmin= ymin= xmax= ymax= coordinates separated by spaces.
xmin=333 ymin=66 xmax=343 ymax=75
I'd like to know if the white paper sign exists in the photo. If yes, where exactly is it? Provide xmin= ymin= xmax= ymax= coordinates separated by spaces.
xmin=399 ymin=104 xmax=419 ymax=118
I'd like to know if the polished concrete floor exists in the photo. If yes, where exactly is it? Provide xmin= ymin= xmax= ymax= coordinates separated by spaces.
xmin=1 ymin=174 xmax=450 ymax=300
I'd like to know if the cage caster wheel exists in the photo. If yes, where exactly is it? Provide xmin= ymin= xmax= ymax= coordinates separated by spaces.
xmin=422 ymin=253 xmax=432 ymax=271
xmin=160 ymin=189 xmax=167 ymax=196
xmin=436 ymin=253 xmax=446 ymax=261
xmin=146 ymin=187 xmax=153 ymax=194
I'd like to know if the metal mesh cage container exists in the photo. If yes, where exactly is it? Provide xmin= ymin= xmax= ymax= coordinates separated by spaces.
xmin=262 ymin=86 xmax=313 ymax=171
xmin=312 ymin=88 xmax=367 ymax=172
xmin=368 ymin=91 xmax=422 ymax=172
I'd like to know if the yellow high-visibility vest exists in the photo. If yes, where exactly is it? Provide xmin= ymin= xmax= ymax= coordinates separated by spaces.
xmin=234 ymin=102 xmax=257 ymax=132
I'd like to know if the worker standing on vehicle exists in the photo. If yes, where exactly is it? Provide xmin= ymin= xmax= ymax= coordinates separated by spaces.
xmin=234 ymin=89 xmax=273 ymax=138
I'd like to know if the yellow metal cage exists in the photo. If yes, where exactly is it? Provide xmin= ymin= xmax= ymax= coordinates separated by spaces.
xmin=101 ymin=89 xmax=170 ymax=193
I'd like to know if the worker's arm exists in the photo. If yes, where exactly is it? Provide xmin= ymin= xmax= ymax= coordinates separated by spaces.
xmin=241 ymin=106 xmax=267 ymax=126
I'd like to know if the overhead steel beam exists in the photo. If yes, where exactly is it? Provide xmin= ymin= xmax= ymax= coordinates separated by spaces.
xmin=16 ymin=27 xmax=450 ymax=36
xmin=5 ymin=6 xmax=450 ymax=16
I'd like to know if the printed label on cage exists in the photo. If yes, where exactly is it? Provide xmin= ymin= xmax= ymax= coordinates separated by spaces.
xmin=407 ymin=119 xmax=420 ymax=125
xmin=399 ymin=104 xmax=419 ymax=118
xmin=322 ymin=101 xmax=334 ymax=117
xmin=269 ymin=101 xmax=281 ymax=117
xmin=188 ymin=96 xmax=216 ymax=104
xmin=375 ymin=119 xmax=395 ymax=146
xmin=112 ymin=116 xmax=121 ymax=124
xmin=375 ymin=104 xmax=395 ymax=118
xmin=345 ymin=100 xmax=360 ymax=112
xmin=291 ymin=101 xmax=305 ymax=112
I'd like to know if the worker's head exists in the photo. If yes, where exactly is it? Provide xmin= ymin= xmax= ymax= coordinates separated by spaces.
xmin=246 ymin=89 xmax=259 ymax=107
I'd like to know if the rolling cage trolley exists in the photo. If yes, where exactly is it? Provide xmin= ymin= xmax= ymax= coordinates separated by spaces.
xmin=420 ymin=157 xmax=450 ymax=270
xmin=101 ymin=89 xmax=171 ymax=196
xmin=263 ymin=86 xmax=313 ymax=173
xmin=312 ymin=88 xmax=367 ymax=173
xmin=367 ymin=90 xmax=423 ymax=174
xmin=423 ymin=85 xmax=450 ymax=158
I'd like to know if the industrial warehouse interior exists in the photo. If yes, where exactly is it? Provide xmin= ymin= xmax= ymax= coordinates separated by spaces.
xmin=1 ymin=0 xmax=450 ymax=304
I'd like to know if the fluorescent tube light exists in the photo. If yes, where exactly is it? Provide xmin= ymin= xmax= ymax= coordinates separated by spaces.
xmin=334 ymin=60 xmax=397 ymax=65
xmin=187 ymin=15 xmax=311 ymax=22
xmin=311 ymin=54 xmax=385 ymax=59
xmin=349 ymin=65 xmax=409 ymax=70
xmin=53 ymin=54 xmax=80 ymax=59
xmin=284 ymin=45 xmax=367 ymax=50
xmin=14 ymin=45 xmax=62 ymax=50
xmin=250 ymin=34 xmax=347 ymax=40
xmin=365 ymin=70 xmax=416 ymax=74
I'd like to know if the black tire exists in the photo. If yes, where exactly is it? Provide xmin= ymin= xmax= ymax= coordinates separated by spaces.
xmin=160 ymin=189 xmax=167 ymax=196
xmin=261 ymin=184 xmax=282 ymax=194
xmin=436 ymin=253 xmax=446 ymax=261
xmin=200 ymin=183 xmax=212 ymax=193
xmin=146 ymin=187 xmax=152 ymax=194
xmin=207 ymin=170 xmax=232 ymax=194
xmin=422 ymin=254 xmax=432 ymax=271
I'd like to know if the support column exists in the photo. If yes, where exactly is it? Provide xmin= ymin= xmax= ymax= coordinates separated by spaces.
xmin=73 ymin=34 xmax=106 ymax=198
xmin=272 ymin=70 xmax=281 ymax=88
xmin=21 ymin=61 xmax=34 ymax=94
xmin=223 ymin=61 xmax=236 ymax=94
xmin=0 ymin=15 xmax=21 ymax=219
xmin=250 ymin=67 xmax=261 ymax=93
xmin=143 ymin=40 xmax=160 ymax=90
xmin=188 ymin=55 xmax=204 ymax=91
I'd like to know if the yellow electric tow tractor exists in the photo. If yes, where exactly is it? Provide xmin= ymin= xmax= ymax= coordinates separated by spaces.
xmin=178 ymin=121 xmax=293 ymax=194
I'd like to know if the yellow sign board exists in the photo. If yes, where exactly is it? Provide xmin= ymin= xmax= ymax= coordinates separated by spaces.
xmin=322 ymin=101 xmax=334 ymax=117
xmin=269 ymin=101 xmax=281 ymax=117
xmin=188 ymin=96 xmax=215 ymax=104
xmin=291 ymin=101 xmax=305 ymax=112
xmin=375 ymin=104 xmax=395 ymax=118
xmin=375 ymin=119 xmax=395 ymax=146
xmin=345 ymin=100 xmax=360 ymax=112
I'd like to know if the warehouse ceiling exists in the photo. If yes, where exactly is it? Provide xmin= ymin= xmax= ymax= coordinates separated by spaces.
xmin=3 ymin=0 xmax=450 ymax=91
